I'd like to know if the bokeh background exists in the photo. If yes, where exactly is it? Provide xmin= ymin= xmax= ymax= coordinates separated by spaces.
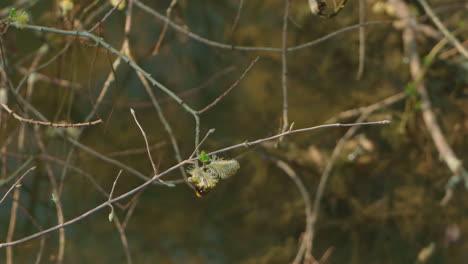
xmin=0 ymin=0 xmax=467 ymax=263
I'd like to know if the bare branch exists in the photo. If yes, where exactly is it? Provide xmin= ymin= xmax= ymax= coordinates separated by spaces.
xmin=1 ymin=103 xmax=102 ymax=127
xmin=151 ymin=0 xmax=178 ymax=55
xmin=0 ymin=166 xmax=35 ymax=206
xmin=280 ymin=0 xmax=290 ymax=137
xmin=134 ymin=0 xmax=386 ymax=53
xmin=198 ymin=57 xmax=259 ymax=114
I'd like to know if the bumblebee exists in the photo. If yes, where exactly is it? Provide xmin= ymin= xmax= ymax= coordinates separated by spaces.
xmin=194 ymin=185 xmax=211 ymax=197
xmin=187 ymin=157 xmax=240 ymax=197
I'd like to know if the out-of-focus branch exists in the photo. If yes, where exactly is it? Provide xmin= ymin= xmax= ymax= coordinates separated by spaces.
xmin=325 ymin=92 xmax=406 ymax=124
xmin=416 ymin=0 xmax=468 ymax=59
xmin=389 ymin=0 xmax=467 ymax=205
xmin=134 ymin=0 xmax=385 ymax=53
xmin=272 ymin=158 xmax=315 ymax=264
xmin=197 ymin=57 xmax=259 ymax=114
xmin=280 ymin=0 xmax=290 ymax=137
xmin=151 ymin=0 xmax=178 ymax=55
xmin=309 ymin=113 xmax=372 ymax=253
xmin=0 ymin=166 xmax=35 ymax=206
xmin=356 ymin=0 xmax=366 ymax=80
xmin=34 ymin=126 xmax=66 ymax=264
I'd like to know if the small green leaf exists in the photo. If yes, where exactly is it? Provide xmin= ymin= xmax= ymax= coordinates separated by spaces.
xmin=51 ymin=193 xmax=58 ymax=203
xmin=16 ymin=184 xmax=22 ymax=188
xmin=108 ymin=211 xmax=114 ymax=222
xmin=198 ymin=151 xmax=211 ymax=163
xmin=9 ymin=8 xmax=17 ymax=18
xmin=405 ymin=83 xmax=416 ymax=97
xmin=9 ymin=8 xmax=29 ymax=29
xmin=167 ymin=183 xmax=176 ymax=188
xmin=414 ymin=102 xmax=422 ymax=110
xmin=423 ymin=55 xmax=432 ymax=67
xmin=459 ymin=20 xmax=465 ymax=29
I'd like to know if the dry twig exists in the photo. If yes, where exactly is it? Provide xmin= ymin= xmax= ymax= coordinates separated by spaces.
xmin=1 ymin=103 xmax=102 ymax=127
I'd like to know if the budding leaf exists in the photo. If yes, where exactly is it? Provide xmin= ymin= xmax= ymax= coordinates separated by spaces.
xmin=108 ymin=211 xmax=114 ymax=222
xmin=51 ymin=193 xmax=58 ymax=203
xmin=9 ymin=8 xmax=29 ymax=28
xmin=198 ymin=151 xmax=211 ymax=163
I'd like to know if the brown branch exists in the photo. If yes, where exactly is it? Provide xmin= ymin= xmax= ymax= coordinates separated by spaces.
xmin=88 ymin=0 xmax=125 ymax=33
xmin=272 ymin=158 xmax=315 ymax=264
xmin=209 ymin=120 xmax=390 ymax=156
xmin=151 ymin=0 xmax=178 ymax=55
xmin=325 ymin=92 xmax=406 ymax=124
xmin=0 ymin=166 xmax=35 ymax=206
xmin=309 ymin=113 xmax=372 ymax=253
xmin=1 ymin=103 xmax=102 ymax=127
xmin=280 ymin=0 xmax=290 ymax=138
xmin=17 ymin=67 xmax=81 ymax=89
xmin=106 ymin=142 xmax=167 ymax=157
xmin=112 ymin=215 xmax=133 ymax=264
xmin=6 ymin=188 xmax=20 ymax=264
xmin=198 ymin=57 xmax=259 ymax=114
xmin=356 ymin=0 xmax=366 ymax=80
xmin=231 ymin=0 xmax=244 ymax=35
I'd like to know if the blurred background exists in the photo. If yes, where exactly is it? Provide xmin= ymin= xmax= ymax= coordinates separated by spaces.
xmin=0 ymin=0 xmax=467 ymax=263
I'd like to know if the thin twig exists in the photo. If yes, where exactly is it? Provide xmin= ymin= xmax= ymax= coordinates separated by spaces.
xmin=209 ymin=120 xmax=390 ymax=156
xmin=325 ymin=92 xmax=406 ymax=124
xmin=107 ymin=170 xmax=123 ymax=223
xmin=198 ymin=57 xmax=259 ymax=114
xmin=122 ymin=191 xmax=142 ymax=229
xmin=130 ymin=109 xmax=158 ymax=174
xmin=0 ymin=166 xmax=35 ymax=206
xmin=272 ymin=158 xmax=314 ymax=264
xmin=17 ymin=67 xmax=81 ymax=89
xmin=106 ymin=171 xmax=133 ymax=263
xmin=231 ymin=0 xmax=244 ymax=35
xmin=88 ymin=0 xmax=125 ymax=33
xmin=6 ymin=188 xmax=20 ymax=264
xmin=109 ymin=170 xmax=122 ymax=201
xmin=189 ymin=128 xmax=215 ymax=160
xmin=151 ymin=0 xmax=178 ymax=55
xmin=356 ymin=0 xmax=366 ymax=80
xmin=112 ymin=215 xmax=133 ymax=264
xmin=280 ymin=0 xmax=290 ymax=137
xmin=107 ymin=142 xmax=167 ymax=157
xmin=134 ymin=0 xmax=386 ymax=53
xmin=129 ymin=109 xmax=175 ymax=186
xmin=1 ymin=103 xmax=102 ymax=127
xmin=309 ymin=113 xmax=371 ymax=253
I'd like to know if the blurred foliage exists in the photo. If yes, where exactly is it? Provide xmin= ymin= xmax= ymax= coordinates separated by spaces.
xmin=0 ymin=0 xmax=467 ymax=263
